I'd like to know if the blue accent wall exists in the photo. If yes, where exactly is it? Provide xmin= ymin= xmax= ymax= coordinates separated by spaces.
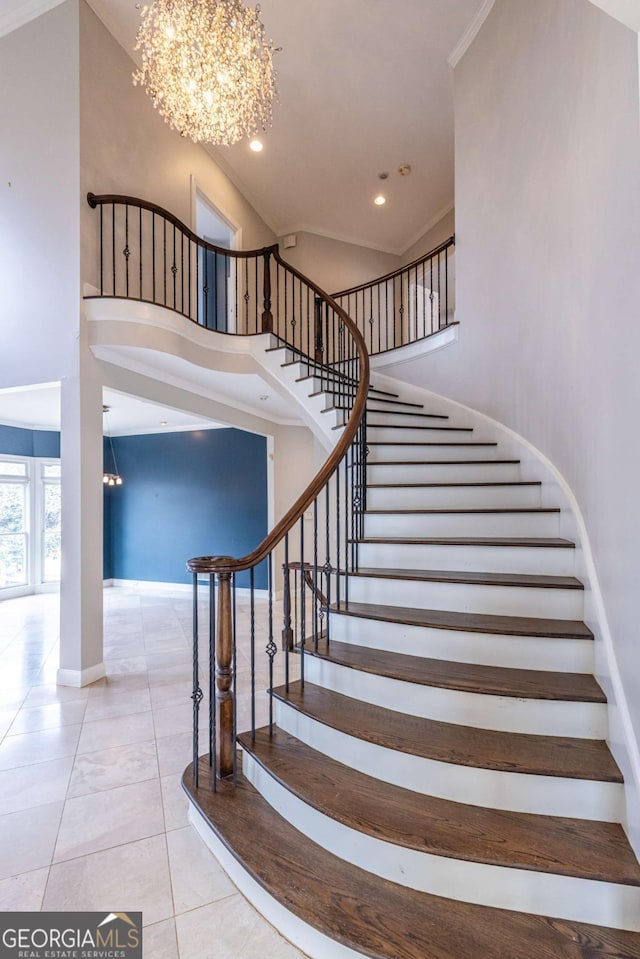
xmin=0 ymin=425 xmax=60 ymax=458
xmin=106 ymin=428 xmax=268 ymax=588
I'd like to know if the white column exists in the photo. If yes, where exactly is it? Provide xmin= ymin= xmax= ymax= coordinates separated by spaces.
xmin=58 ymin=344 xmax=105 ymax=687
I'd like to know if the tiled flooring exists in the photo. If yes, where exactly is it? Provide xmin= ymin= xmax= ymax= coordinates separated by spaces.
xmin=0 ymin=585 xmax=305 ymax=959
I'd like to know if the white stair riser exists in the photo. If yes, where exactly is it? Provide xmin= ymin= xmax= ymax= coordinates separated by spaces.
xmin=364 ymin=410 xmax=449 ymax=426
xmin=328 ymin=613 xmax=594 ymax=673
xmin=363 ymin=511 xmax=560 ymax=538
xmin=368 ymin=427 xmax=478 ymax=444
xmin=357 ymin=541 xmax=575 ymax=576
xmin=304 ymin=656 xmax=605 ymax=738
xmin=345 ymin=575 xmax=582 ymax=619
xmin=367 ymin=462 xmax=522 ymax=484
xmin=366 ymin=484 xmax=541 ymax=510
xmin=368 ymin=444 xmax=499 ymax=463
xmin=274 ymin=700 xmax=623 ymax=821
xmin=244 ymin=753 xmax=640 ymax=932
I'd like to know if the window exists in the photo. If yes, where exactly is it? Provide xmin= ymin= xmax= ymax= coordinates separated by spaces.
xmin=0 ymin=456 xmax=61 ymax=592
xmin=41 ymin=462 xmax=61 ymax=582
xmin=0 ymin=460 xmax=29 ymax=588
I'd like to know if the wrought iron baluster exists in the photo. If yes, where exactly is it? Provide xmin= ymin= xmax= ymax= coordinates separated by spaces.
xmin=266 ymin=553 xmax=276 ymax=734
xmin=209 ymin=573 xmax=216 ymax=787
xmin=191 ymin=573 xmax=203 ymax=787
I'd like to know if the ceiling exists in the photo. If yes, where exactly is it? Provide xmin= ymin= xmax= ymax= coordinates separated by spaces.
xmin=1 ymin=0 xmax=488 ymax=255
xmin=0 ymin=383 xmax=225 ymax=436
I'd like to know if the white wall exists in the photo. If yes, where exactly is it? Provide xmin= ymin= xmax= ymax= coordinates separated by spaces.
xmin=278 ymin=231 xmax=399 ymax=296
xmin=79 ymin=1 xmax=276 ymax=290
xmin=390 ymin=0 xmax=640 ymax=846
xmin=401 ymin=208 xmax=455 ymax=266
xmin=0 ymin=0 xmax=80 ymax=389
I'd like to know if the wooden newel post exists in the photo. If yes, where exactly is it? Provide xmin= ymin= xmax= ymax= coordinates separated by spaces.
xmin=216 ymin=570 xmax=235 ymax=778
xmin=261 ymin=249 xmax=273 ymax=333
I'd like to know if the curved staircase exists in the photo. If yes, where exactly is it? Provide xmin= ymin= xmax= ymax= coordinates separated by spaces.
xmin=185 ymin=376 xmax=640 ymax=959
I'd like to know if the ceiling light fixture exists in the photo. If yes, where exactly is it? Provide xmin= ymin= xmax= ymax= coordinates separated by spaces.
xmin=102 ymin=406 xmax=123 ymax=487
xmin=249 ymin=138 xmax=264 ymax=152
xmin=374 ymin=195 xmax=386 ymax=206
xmin=133 ymin=0 xmax=279 ymax=146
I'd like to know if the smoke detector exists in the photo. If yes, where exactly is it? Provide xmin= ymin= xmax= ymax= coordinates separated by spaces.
xmin=398 ymin=164 xmax=412 ymax=177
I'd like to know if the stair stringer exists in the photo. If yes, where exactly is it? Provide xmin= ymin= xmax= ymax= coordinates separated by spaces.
xmin=370 ymin=369 xmax=640 ymax=859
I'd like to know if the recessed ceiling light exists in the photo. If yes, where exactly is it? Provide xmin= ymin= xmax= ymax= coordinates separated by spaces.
xmin=378 ymin=172 xmax=389 ymax=180
xmin=374 ymin=195 xmax=386 ymax=206
xmin=249 ymin=139 xmax=264 ymax=152
xmin=160 ymin=420 xmax=168 ymax=426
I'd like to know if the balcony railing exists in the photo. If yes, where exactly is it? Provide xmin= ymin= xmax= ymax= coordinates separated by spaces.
xmin=332 ymin=236 xmax=455 ymax=356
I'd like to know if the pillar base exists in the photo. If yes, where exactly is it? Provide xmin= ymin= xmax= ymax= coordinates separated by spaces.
xmin=57 ymin=662 xmax=106 ymax=687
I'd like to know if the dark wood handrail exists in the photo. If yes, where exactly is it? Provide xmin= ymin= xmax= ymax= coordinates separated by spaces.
xmin=188 ymin=246 xmax=369 ymax=575
xmin=87 ymin=192 xmax=278 ymax=260
xmin=332 ymin=235 xmax=455 ymax=299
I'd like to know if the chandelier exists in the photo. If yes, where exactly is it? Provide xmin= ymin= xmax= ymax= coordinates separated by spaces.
xmin=133 ymin=0 xmax=278 ymax=146
xmin=102 ymin=407 xmax=123 ymax=487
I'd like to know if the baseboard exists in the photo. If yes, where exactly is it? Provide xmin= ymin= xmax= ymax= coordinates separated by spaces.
xmin=107 ymin=578 xmax=271 ymax=598
xmin=57 ymin=661 xmax=106 ymax=688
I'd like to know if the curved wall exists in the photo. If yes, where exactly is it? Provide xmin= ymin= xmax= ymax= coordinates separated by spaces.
xmin=387 ymin=0 xmax=640 ymax=848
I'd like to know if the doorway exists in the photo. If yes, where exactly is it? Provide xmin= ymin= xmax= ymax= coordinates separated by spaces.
xmin=195 ymin=191 xmax=239 ymax=333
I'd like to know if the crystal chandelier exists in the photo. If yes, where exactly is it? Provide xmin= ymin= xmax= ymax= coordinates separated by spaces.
xmin=133 ymin=0 xmax=278 ymax=146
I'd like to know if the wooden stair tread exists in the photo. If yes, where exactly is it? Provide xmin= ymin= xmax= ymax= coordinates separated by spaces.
xmin=308 ymin=638 xmax=604 ymax=702
xmin=295 ymin=374 xmax=398 ymax=398
xmin=357 ymin=535 xmax=572 ymax=547
xmin=368 ymin=423 xmax=473 ymax=431
xmin=239 ymin=727 xmax=639 ymax=886
xmin=339 ymin=407 xmax=450 ymax=419
xmin=366 ymin=481 xmax=541 ymax=488
xmin=368 ymin=440 xmax=498 ymax=447
xmin=183 ymin=765 xmax=640 ymax=958
xmin=368 ymin=458 xmax=521 ymax=465
xmin=350 ymin=566 xmax=583 ymax=590
xmin=272 ymin=682 xmax=619 ymax=781
xmin=332 ymin=599 xmax=593 ymax=639
xmin=364 ymin=506 xmax=560 ymax=514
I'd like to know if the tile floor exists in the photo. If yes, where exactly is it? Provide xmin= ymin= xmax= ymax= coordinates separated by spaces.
xmin=0 ymin=585 xmax=306 ymax=958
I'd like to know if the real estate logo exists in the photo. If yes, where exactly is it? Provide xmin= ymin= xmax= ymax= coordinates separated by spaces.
xmin=0 ymin=912 xmax=142 ymax=959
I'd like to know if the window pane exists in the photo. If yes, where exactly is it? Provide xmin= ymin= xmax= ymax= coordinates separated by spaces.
xmin=0 ymin=483 xmax=26 ymax=533
xmin=43 ymin=530 xmax=61 ymax=582
xmin=44 ymin=483 xmax=61 ymax=531
xmin=43 ymin=463 xmax=61 ymax=478
xmin=0 ymin=534 xmax=27 ymax=587
xmin=0 ymin=461 xmax=27 ymax=477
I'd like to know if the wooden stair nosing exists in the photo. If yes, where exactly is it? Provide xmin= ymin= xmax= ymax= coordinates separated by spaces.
xmin=272 ymin=682 xmax=621 ymax=782
xmin=331 ymin=600 xmax=593 ymax=640
xmin=349 ymin=566 xmax=583 ymax=590
xmin=337 ymin=407 xmax=450 ymax=419
xmin=364 ymin=506 xmax=560 ymax=516
xmin=294 ymin=373 xmax=398 ymax=398
xmin=368 ymin=440 xmax=498 ymax=447
xmin=368 ymin=423 xmax=473 ymax=431
xmin=183 ymin=765 xmax=640 ymax=959
xmin=366 ymin=481 xmax=542 ymax=489
xmin=239 ymin=727 xmax=640 ymax=886
xmin=366 ymin=459 xmax=521 ymax=466
xmin=354 ymin=535 xmax=575 ymax=548
xmin=307 ymin=637 xmax=604 ymax=703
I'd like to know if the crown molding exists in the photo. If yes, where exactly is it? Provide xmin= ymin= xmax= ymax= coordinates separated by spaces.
xmin=0 ymin=0 xmax=67 ymax=39
xmin=448 ymin=0 xmax=496 ymax=68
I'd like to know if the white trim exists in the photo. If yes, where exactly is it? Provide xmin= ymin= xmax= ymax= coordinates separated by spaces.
xmin=189 ymin=805 xmax=364 ymax=959
xmin=57 ymin=661 xmax=106 ymax=688
xmin=370 ymin=324 xmax=459 ymax=371
xmin=447 ymin=0 xmax=496 ymax=67
xmin=0 ymin=0 xmax=66 ymax=39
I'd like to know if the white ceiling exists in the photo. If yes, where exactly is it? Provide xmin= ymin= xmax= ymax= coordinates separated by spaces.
xmin=0 ymin=383 xmax=226 ymax=435
xmin=1 ymin=0 xmax=488 ymax=255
